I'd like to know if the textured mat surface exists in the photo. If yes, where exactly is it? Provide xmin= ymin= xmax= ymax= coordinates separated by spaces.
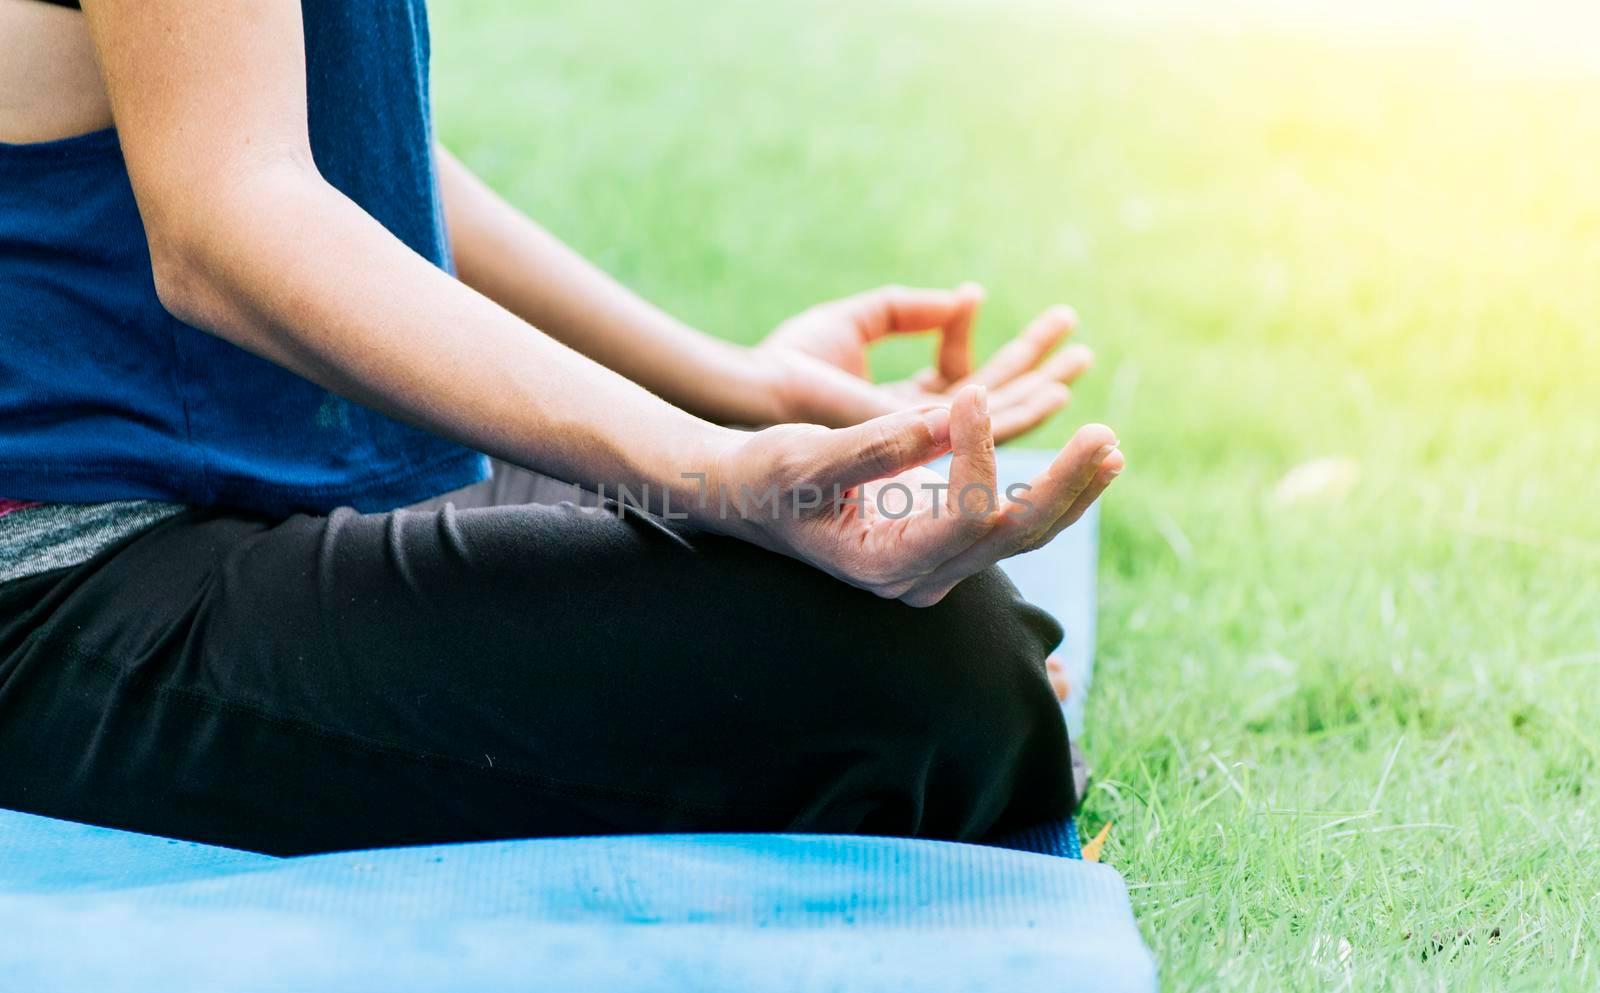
xmin=0 ymin=820 xmax=1152 ymax=992
xmin=0 ymin=449 xmax=1151 ymax=992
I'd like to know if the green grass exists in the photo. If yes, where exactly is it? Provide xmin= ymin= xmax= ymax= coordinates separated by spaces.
xmin=432 ymin=2 xmax=1600 ymax=988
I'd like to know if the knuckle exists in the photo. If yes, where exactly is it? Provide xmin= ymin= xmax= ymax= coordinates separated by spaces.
xmin=1000 ymin=341 xmax=1031 ymax=364
xmin=862 ymin=425 xmax=904 ymax=475
xmin=764 ymin=425 xmax=827 ymax=486
xmin=966 ymin=498 xmax=1001 ymax=529
xmin=816 ymin=299 xmax=851 ymax=323
xmin=994 ymin=506 xmax=1041 ymax=547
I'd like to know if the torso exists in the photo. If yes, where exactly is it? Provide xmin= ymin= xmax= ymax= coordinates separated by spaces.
xmin=2 ymin=0 xmax=482 ymax=519
xmin=0 ymin=1 xmax=112 ymax=143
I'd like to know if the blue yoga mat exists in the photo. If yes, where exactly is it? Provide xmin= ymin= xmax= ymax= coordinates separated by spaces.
xmin=0 ymin=450 xmax=1154 ymax=992
xmin=0 ymin=823 xmax=1152 ymax=993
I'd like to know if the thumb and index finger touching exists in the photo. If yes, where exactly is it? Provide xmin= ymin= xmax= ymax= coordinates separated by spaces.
xmin=846 ymin=282 xmax=984 ymax=383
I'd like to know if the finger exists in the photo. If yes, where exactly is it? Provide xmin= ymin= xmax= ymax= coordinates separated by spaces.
xmin=962 ymin=304 xmax=1078 ymax=389
xmin=990 ymin=368 xmax=1063 ymax=409
xmin=843 ymin=284 xmax=974 ymax=343
xmin=1039 ymin=343 xmax=1094 ymax=386
xmin=804 ymin=404 xmax=953 ymax=491
xmin=903 ymin=423 xmax=1118 ymax=594
xmin=1024 ymin=448 xmax=1124 ymax=551
xmin=988 ymin=378 xmax=1071 ymax=442
xmin=897 ymin=443 xmax=1120 ymax=607
xmin=1001 ymin=423 xmax=1118 ymax=534
xmin=935 ymin=282 xmax=984 ymax=386
xmin=946 ymin=384 xmax=998 ymax=521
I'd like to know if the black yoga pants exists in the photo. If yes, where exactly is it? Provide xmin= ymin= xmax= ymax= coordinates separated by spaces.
xmin=0 ymin=462 xmax=1074 ymax=856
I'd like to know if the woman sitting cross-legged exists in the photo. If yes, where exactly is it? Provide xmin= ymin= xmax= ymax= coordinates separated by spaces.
xmin=0 ymin=0 xmax=1123 ymax=855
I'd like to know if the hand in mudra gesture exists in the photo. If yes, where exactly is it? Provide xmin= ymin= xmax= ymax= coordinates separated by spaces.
xmin=708 ymin=384 xmax=1122 ymax=606
xmin=757 ymin=283 xmax=1094 ymax=442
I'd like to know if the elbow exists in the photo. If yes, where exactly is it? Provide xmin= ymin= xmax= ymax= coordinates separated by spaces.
xmin=149 ymin=234 xmax=220 ymax=329
xmin=143 ymin=156 xmax=319 ymax=332
xmin=147 ymin=201 xmax=253 ymax=334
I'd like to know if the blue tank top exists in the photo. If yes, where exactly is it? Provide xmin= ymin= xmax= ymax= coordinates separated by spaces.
xmin=0 ymin=0 xmax=488 ymax=517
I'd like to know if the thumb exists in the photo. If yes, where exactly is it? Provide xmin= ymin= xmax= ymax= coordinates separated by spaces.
xmin=805 ymin=405 xmax=952 ymax=491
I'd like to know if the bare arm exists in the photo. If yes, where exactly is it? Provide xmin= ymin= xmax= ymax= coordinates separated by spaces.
xmin=436 ymin=146 xmax=781 ymax=426
xmin=82 ymin=0 xmax=1120 ymax=604
xmin=436 ymin=147 xmax=1098 ymax=441
xmin=85 ymin=0 xmax=738 ymax=515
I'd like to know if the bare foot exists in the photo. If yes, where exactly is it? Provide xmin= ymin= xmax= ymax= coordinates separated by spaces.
xmin=1047 ymin=653 xmax=1070 ymax=702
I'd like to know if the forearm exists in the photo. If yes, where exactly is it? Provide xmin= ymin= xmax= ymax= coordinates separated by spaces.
xmin=158 ymin=159 xmax=737 ymax=520
xmin=77 ymin=0 xmax=1119 ymax=601
xmin=435 ymin=145 xmax=782 ymax=425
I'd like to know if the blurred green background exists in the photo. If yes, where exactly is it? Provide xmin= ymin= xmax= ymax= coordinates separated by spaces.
xmin=433 ymin=1 xmax=1600 ymax=989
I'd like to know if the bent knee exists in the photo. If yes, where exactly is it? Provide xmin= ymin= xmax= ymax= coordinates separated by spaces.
xmin=802 ymin=568 xmax=1073 ymax=838
xmin=888 ymin=566 xmax=1064 ymax=716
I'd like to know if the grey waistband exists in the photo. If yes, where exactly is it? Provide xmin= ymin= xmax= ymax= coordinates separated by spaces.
xmin=0 ymin=501 xmax=188 ymax=584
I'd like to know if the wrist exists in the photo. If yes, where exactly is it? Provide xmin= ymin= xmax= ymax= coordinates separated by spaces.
xmin=738 ymin=344 xmax=800 ymax=426
xmin=671 ymin=422 xmax=754 ymax=536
